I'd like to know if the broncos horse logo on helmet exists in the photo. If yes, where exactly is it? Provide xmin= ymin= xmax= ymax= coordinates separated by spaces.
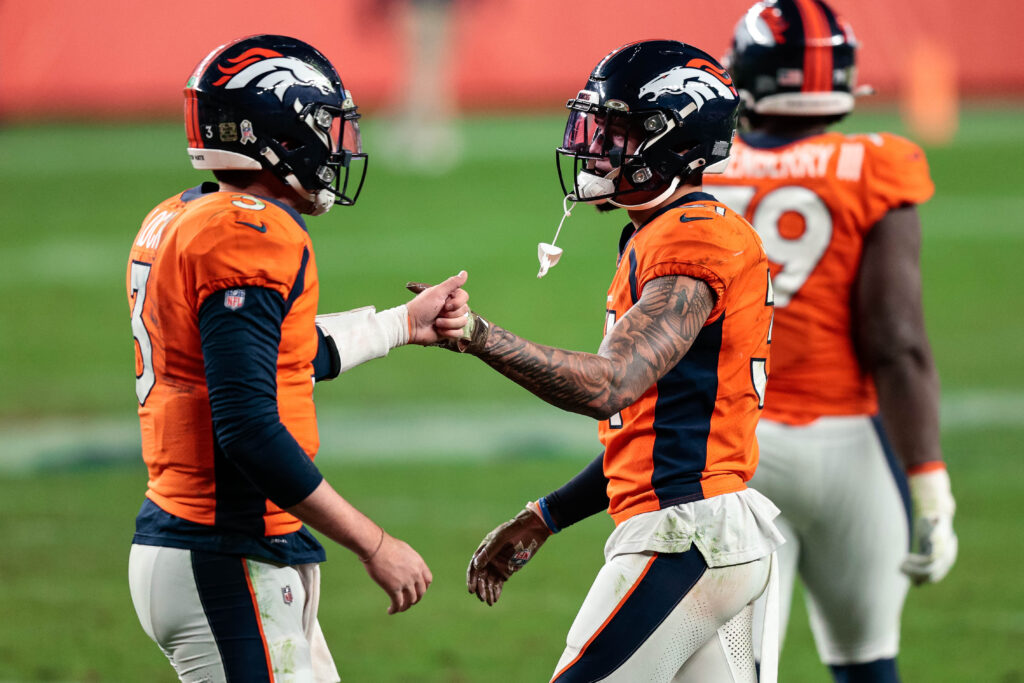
xmin=185 ymin=35 xmax=367 ymax=215
xmin=215 ymin=50 xmax=338 ymax=101
xmin=638 ymin=60 xmax=737 ymax=114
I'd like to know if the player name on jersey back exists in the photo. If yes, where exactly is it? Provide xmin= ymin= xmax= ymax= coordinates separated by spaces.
xmin=721 ymin=139 xmax=870 ymax=181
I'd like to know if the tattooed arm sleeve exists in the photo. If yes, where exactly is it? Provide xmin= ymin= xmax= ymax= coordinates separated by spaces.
xmin=473 ymin=275 xmax=714 ymax=419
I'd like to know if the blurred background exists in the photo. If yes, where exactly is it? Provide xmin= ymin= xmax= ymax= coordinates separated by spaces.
xmin=1 ymin=0 xmax=1021 ymax=681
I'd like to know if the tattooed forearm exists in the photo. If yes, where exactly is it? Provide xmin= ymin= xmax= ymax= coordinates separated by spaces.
xmin=474 ymin=276 xmax=714 ymax=419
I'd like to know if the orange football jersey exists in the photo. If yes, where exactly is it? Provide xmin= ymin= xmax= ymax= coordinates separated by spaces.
xmin=705 ymin=132 xmax=933 ymax=425
xmin=127 ymin=185 xmax=320 ymax=536
xmin=599 ymin=193 xmax=774 ymax=525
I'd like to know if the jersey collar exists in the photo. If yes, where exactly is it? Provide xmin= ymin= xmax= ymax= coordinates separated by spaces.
xmin=618 ymin=191 xmax=717 ymax=258
xmin=179 ymin=183 xmax=309 ymax=233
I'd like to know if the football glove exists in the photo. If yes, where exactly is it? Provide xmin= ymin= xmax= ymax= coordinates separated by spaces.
xmin=901 ymin=465 xmax=958 ymax=585
xmin=466 ymin=503 xmax=553 ymax=605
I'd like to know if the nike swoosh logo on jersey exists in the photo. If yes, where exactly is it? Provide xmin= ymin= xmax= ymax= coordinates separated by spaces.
xmin=679 ymin=213 xmax=712 ymax=223
xmin=237 ymin=221 xmax=268 ymax=233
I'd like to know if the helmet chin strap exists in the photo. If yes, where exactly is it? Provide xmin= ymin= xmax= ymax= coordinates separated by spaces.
xmin=609 ymin=175 xmax=681 ymax=210
xmin=575 ymin=168 xmax=617 ymax=204
xmin=576 ymin=160 xmax=685 ymax=212
xmin=309 ymin=188 xmax=335 ymax=216
xmin=283 ymin=172 xmax=335 ymax=215
xmin=261 ymin=146 xmax=336 ymax=215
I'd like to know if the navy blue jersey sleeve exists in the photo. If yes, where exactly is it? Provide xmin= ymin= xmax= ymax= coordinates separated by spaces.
xmin=313 ymin=325 xmax=341 ymax=381
xmin=541 ymin=452 xmax=609 ymax=531
xmin=199 ymin=286 xmax=324 ymax=508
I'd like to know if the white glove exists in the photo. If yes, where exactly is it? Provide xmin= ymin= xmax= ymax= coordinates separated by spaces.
xmin=901 ymin=466 xmax=958 ymax=585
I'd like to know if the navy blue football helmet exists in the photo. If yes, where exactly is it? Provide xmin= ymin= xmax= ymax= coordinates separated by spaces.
xmin=185 ymin=34 xmax=366 ymax=214
xmin=725 ymin=0 xmax=861 ymax=117
xmin=556 ymin=40 xmax=740 ymax=210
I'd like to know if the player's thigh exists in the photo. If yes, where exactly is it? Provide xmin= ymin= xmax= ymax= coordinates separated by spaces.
xmin=798 ymin=417 xmax=911 ymax=663
xmin=129 ymin=545 xmax=317 ymax=682
xmin=751 ymin=419 xmax=826 ymax=522
xmin=551 ymin=550 xmax=768 ymax=683
xmin=674 ymin=604 xmax=757 ymax=683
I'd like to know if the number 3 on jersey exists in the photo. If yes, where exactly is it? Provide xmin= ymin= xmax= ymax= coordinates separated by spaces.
xmin=751 ymin=268 xmax=773 ymax=409
xmin=712 ymin=185 xmax=832 ymax=307
xmin=130 ymin=261 xmax=155 ymax=405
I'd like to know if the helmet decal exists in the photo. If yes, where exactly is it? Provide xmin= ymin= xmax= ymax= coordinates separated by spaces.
xmin=685 ymin=59 xmax=736 ymax=88
xmin=239 ymin=119 xmax=257 ymax=145
xmin=759 ymin=6 xmax=789 ymax=44
xmin=211 ymin=48 xmax=283 ymax=85
xmin=216 ymin=55 xmax=337 ymax=101
xmin=638 ymin=62 xmax=737 ymax=110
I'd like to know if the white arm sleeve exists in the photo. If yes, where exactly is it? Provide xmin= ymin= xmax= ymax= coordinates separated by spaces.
xmin=316 ymin=305 xmax=409 ymax=373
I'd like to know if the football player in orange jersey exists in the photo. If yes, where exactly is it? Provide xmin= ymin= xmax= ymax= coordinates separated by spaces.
xmin=702 ymin=2 xmax=958 ymax=681
xmin=126 ymin=35 xmax=473 ymax=682
xmin=444 ymin=41 xmax=783 ymax=682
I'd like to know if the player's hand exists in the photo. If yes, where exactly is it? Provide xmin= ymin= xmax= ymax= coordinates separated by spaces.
xmin=407 ymin=278 xmax=491 ymax=353
xmin=901 ymin=466 xmax=958 ymax=585
xmin=404 ymin=271 xmax=470 ymax=346
xmin=467 ymin=506 xmax=553 ymax=606
xmin=362 ymin=532 xmax=433 ymax=614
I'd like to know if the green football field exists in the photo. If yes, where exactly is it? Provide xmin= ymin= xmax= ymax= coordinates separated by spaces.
xmin=1 ymin=107 xmax=1022 ymax=681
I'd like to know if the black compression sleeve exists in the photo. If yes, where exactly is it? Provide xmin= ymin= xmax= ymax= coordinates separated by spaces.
xmin=312 ymin=325 xmax=341 ymax=381
xmin=541 ymin=452 xmax=609 ymax=531
xmin=199 ymin=287 xmax=324 ymax=509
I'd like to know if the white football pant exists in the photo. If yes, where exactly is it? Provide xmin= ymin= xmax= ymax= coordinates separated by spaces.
xmin=751 ymin=415 xmax=911 ymax=665
xmin=550 ymin=549 xmax=771 ymax=682
xmin=129 ymin=544 xmax=340 ymax=682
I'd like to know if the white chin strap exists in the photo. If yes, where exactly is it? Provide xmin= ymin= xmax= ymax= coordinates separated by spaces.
xmin=261 ymin=146 xmax=336 ymax=216
xmin=609 ymin=176 xmax=681 ymax=210
xmin=309 ymin=188 xmax=335 ymax=216
xmin=575 ymin=169 xmax=617 ymax=205
xmin=283 ymin=174 xmax=334 ymax=216
xmin=576 ymin=167 xmax=683 ymax=211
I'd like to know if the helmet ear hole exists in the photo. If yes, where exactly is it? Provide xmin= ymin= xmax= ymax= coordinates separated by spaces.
xmin=643 ymin=114 xmax=667 ymax=133
xmin=631 ymin=167 xmax=653 ymax=184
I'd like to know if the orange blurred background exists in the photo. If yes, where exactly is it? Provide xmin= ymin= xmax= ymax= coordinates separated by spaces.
xmin=0 ymin=0 xmax=1015 ymax=120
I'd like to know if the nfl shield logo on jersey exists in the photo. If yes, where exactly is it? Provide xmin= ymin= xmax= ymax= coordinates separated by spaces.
xmin=224 ymin=289 xmax=246 ymax=310
xmin=282 ymin=585 xmax=293 ymax=605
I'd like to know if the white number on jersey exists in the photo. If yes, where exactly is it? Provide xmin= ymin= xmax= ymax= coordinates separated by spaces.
xmin=750 ymin=268 xmax=774 ymax=410
xmin=130 ymin=261 xmax=155 ymax=405
xmin=712 ymin=185 xmax=833 ymax=307
xmin=604 ymin=310 xmax=623 ymax=429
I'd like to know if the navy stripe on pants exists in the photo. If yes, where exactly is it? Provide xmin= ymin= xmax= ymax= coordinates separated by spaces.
xmin=553 ymin=549 xmax=708 ymax=682
xmin=191 ymin=551 xmax=272 ymax=682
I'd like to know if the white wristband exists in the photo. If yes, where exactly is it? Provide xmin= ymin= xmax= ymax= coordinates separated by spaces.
xmin=316 ymin=305 xmax=409 ymax=373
